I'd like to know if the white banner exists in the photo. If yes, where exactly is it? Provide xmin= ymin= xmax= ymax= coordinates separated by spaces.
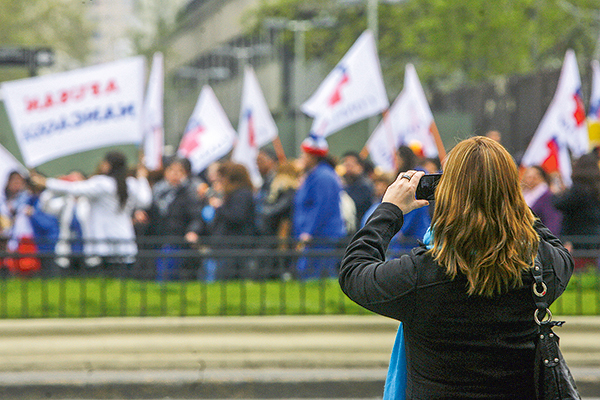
xmin=232 ymin=65 xmax=279 ymax=187
xmin=301 ymin=30 xmax=389 ymax=137
xmin=367 ymin=64 xmax=438 ymax=172
xmin=521 ymin=49 xmax=588 ymax=186
xmin=178 ymin=85 xmax=237 ymax=174
xmin=142 ymin=52 xmax=164 ymax=171
xmin=1 ymin=57 xmax=145 ymax=167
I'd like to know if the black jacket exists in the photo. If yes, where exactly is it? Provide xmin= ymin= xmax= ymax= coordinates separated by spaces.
xmin=145 ymin=180 xmax=203 ymax=238
xmin=210 ymin=187 xmax=257 ymax=238
xmin=339 ymin=203 xmax=574 ymax=399
xmin=553 ymin=183 xmax=600 ymax=237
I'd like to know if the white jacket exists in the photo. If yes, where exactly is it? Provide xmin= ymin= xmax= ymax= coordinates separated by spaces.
xmin=45 ymin=175 xmax=151 ymax=261
xmin=39 ymin=190 xmax=91 ymax=264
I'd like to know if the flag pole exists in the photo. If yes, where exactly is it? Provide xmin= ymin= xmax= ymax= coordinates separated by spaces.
xmin=272 ymin=136 xmax=287 ymax=162
xmin=359 ymin=146 xmax=369 ymax=159
xmin=429 ymin=121 xmax=446 ymax=162
xmin=360 ymin=108 xmax=389 ymax=160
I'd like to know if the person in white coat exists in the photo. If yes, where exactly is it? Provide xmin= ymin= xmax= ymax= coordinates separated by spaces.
xmin=31 ymin=151 xmax=152 ymax=269
xmin=39 ymin=171 xmax=93 ymax=269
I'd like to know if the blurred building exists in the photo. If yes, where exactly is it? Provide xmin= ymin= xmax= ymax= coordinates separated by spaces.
xmin=86 ymin=0 xmax=137 ymax=64
xmin=164 ymin=0 xmax=338 ymax=159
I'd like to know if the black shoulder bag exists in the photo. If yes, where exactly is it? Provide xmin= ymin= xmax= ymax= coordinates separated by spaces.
xmin=531 ymin=259 xmax=581 ymax=400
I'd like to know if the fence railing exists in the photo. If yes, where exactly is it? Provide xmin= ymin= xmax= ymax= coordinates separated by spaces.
xmin=0 ymin=235 xmax=598 ymax=318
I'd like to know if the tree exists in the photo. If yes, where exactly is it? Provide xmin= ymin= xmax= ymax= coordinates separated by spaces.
xmin=247 ymin=0 xmax=600 ymax=93
xmin=0 ymin=0 xmax=92 ymax=82
xmin=129 ymin=0 xmax=189 ymax=60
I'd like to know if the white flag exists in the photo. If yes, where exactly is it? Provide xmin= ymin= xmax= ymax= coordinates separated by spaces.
xmin=301 ymin=30 xmax=389 ymax=137
xmin=1 ymin=57 xmax=145 ymax=167
xmin=142 ymin=52 xmax=164 ymax=171
xmin=366 ymin=64 xmax=439 ymax=172
xmin=0 ymin=144 xmax=27 ymax=196
xmin=178 ymin=85 xmax=237 ymax=174
xmin=232 ymin=66 xmax=279 ymax=188
xmin=587 ymin=60 xmax=600 ymax=147
xmin=521 ymin=49 xmax=588 ymax=186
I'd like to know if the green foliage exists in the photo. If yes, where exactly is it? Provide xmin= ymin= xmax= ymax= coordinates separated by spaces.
xmin=247 ymin=0 xmax=600 ymax=92
xmin=0 ymin=0 xmax=92 ymax=60
xmin=130 ymin=0 xmax=189 ymax=60
xmin=0 ymin=0 xmax=92 ymax=82
xmin=551 ymin=269 xmax=600 ymax=315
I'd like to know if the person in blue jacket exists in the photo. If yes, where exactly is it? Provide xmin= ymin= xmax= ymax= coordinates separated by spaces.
xmin=294 ymin=134 xmax=346 ymax=279
xmin=25 ymin=188 xmax=60 ymax=276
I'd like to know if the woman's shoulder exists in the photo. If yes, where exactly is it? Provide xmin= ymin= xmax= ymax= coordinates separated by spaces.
xmin=407 ymin=244 xmax=454 ymax=285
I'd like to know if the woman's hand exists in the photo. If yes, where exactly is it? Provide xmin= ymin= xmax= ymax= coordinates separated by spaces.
xmin=382 ymin=170 xmax=429 ymax=214
xmin=136 ymin=163 xmax=149 ymax=179
xmin=28 ymin=170 xmax=47 ymax=189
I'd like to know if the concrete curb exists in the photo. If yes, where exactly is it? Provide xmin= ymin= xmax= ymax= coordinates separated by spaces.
xmin=0 ymin=315 xmax=597 ymax=398
xmin=0 ymin=368 xmax=598 ymax=399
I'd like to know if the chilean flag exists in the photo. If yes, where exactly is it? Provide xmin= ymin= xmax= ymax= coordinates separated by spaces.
xmin=178 ymin=122 xmax=205 ymax=158
xmin=232 ymin=65 xmax=278 ymax=188
xmin=301 ymin=30 xmax=389 ymax=138
xmin=178 ymin=85 xmax=237 ymax=174
xmin=328 ymin=66 xmax=350 ymax=107
xmin=366 ymin=64 xmax=441 ymax=172
xmin=521 ymin=50 xmax=588 ymax=186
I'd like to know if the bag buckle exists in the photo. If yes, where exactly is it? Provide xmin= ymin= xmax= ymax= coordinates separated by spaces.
xmin=534 ymin=308 xmax=552 ymax=325
xmin=533 ymin=281 xmax=547 ymax=297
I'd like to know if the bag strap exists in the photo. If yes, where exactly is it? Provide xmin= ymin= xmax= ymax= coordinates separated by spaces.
xmin=531 ymin=258 xmax=552 ymax=325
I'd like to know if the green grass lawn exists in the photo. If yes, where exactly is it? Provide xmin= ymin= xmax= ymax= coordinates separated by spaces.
xmin=0 ymin=271 xmax=598 ymax=318
xmin=0 ymin=277 xmax=371 ymax=318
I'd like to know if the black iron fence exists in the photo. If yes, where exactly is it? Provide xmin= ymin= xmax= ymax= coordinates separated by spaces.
xmin=0 ymin=235 xmax=598 ymax=318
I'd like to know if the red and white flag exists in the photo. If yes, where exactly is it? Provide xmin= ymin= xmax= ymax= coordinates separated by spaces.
xmin=178 ymin=85 xmax=237 ymax=174
xmin=142 ymin=52 xmax=164 ymax=171
xmin=521 ymin=49 xmax=588 ymax=186
xmin=232 ymin=66 xmax=278 ymax=187
xmin=301 ymin=30 xmax=389 ymax=137
xmin=366 ymin=64 xmax=439 ymax=172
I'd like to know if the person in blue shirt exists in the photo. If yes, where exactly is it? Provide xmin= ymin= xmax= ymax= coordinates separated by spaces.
xmin=294 ymin=134 xmax=346 ymax=279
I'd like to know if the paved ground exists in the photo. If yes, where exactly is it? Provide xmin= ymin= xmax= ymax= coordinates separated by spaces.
xmin=0 ymin=315 xmax=597 ymax=399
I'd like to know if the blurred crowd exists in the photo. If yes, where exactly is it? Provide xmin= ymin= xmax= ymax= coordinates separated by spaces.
xmin=1 ymin=132 xmax=600 ymax=281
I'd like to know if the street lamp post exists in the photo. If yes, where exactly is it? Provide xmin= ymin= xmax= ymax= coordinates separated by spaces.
xmin=289 ymin=20 xmax=312 ymax=152
xmin=264 ymin=17 xmax=335 ymax=156
xmin=367 ymin=0 xmax=379 ymax=44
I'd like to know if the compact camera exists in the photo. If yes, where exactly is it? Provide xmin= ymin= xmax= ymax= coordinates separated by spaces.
xmin=415 ymin=173 xmax=442 ymax=201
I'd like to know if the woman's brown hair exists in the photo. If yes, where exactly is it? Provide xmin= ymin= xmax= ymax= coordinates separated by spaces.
xmin=430 ymin=136 xmax=539 ymax=297
xmin=218 ymin=161 xmax=254 ymax=197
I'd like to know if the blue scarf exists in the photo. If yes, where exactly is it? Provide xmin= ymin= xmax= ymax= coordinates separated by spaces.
xmin=383 ymin=225 xmax=434 ymax=400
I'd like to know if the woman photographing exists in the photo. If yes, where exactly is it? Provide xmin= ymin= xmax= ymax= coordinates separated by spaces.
xmin=339 ymin=136 xmax=574 ymax=399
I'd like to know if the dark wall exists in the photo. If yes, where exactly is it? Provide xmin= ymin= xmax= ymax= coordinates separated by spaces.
xmin=430 ymin=66 xmax=588 ymax=161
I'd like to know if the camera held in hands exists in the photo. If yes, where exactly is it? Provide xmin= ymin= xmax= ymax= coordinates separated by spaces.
xmin=415 ymin=173 xmax=442 ymax=201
